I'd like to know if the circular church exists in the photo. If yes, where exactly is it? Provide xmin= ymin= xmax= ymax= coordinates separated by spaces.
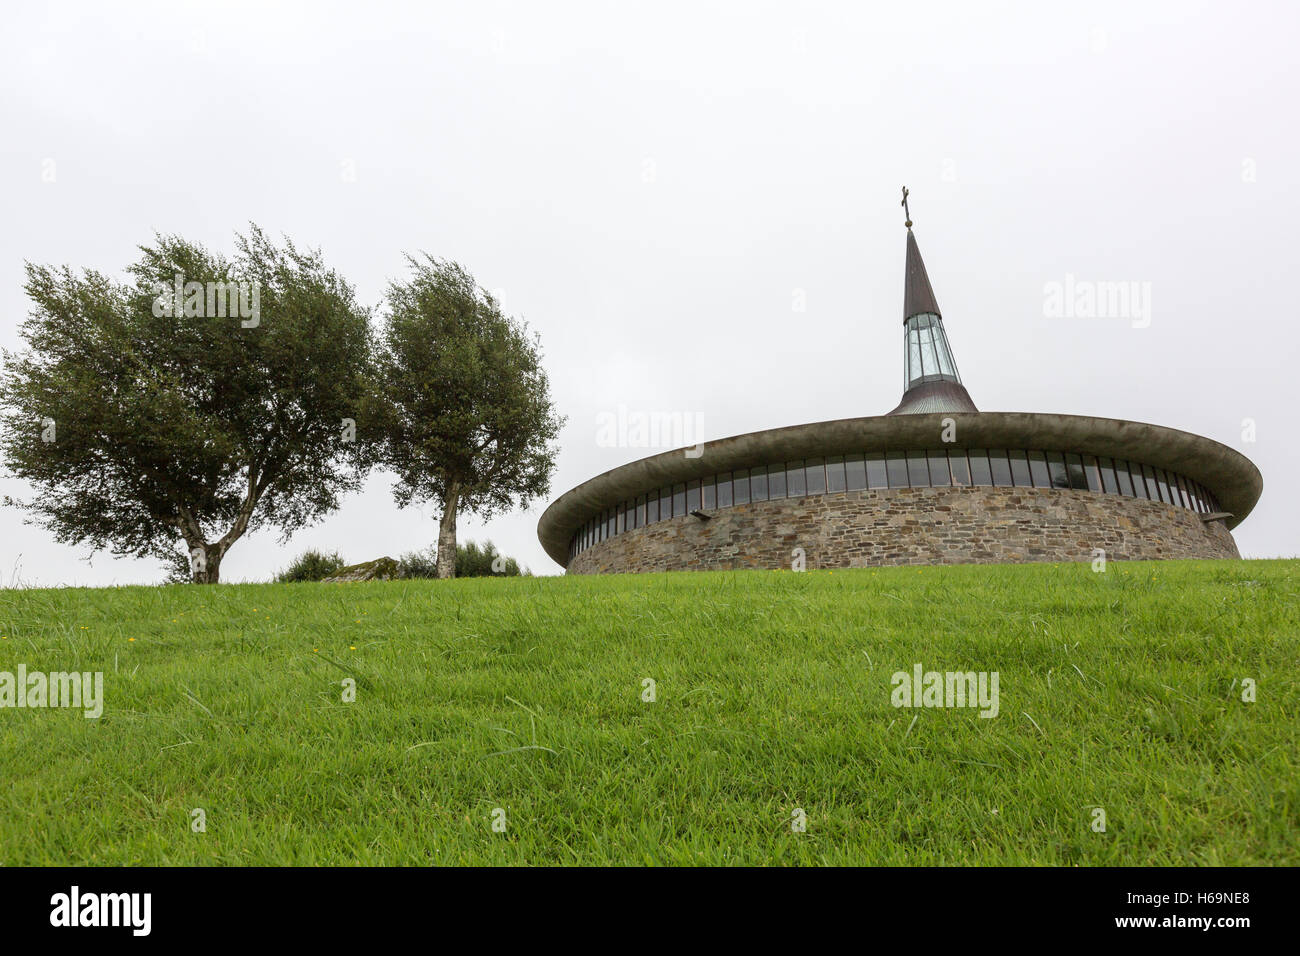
xmin=538 ymin=201 xmax=1262 ymax=574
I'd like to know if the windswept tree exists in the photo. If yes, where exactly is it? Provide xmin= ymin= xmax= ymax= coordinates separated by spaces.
xmin=0 ymin=226 xmax=373 ymax=582
xmin=373 ymin=256 xmax=563 ymax=578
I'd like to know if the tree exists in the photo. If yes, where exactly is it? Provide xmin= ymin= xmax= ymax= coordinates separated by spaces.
xmin=0 ymin=226 xmax=373 ymax=583
xmin=372 ymin=256 xmax=563 ymax=578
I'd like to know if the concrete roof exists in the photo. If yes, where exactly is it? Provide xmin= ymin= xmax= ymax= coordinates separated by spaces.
xmin=536 ymin=411 xmax=1263 ymax=567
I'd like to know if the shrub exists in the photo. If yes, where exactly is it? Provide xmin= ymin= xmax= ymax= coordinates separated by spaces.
xmin=457 ymin=540 xmax=523 ymax=578
xmin=396 ymin=547 xmax=439 ymax=579
xmin=397 ymin=540 xmax=526 ymax=578
xmin=276 ymin=549 xmax=347 ymax=583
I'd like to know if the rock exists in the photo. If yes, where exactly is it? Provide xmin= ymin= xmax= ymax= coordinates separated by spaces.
xmin=321 ymin=557 xmax=399 ymax=583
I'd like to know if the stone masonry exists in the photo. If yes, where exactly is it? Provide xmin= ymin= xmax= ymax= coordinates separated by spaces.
xmin=566 ymin=486 xmax=1240 ymax=574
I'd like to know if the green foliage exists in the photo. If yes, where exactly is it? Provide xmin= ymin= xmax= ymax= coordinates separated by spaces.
xmin=456 ymin=539 xmax=523 ymax=577
xmin=276 ymin=549 xmax=347 ymax=583
xmin=396 ymin=547 xmax=439 ymax=579
xmin=0 ymin=559 xmax=1294 ymax=864
xmin=0 ymin=226 xmax=374 ymax=582
xmin=370 ymin=256 xmax=564 ymax=576
xmin=397 ymin=540 xmax=526 ymax=578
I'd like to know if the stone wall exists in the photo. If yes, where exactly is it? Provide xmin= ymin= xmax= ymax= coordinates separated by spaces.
xmin=566 ymin=486 xmax=1240 ymax=574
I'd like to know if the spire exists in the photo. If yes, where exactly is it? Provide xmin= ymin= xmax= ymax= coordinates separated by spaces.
xmin=903 ymin=228 xmax=942 ymax=322
xmin=888 ymin=188 xmax=978 ymax=415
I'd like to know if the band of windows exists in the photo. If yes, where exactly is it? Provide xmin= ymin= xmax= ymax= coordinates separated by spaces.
xmin=567 ymin=450 xmax=1223 ymax=561
xmin=905 ymin=313 xmax=961 ymax=388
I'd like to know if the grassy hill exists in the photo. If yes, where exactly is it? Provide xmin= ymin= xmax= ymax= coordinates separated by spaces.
xmin=1 ymin=559 xmax=1296 ymax=865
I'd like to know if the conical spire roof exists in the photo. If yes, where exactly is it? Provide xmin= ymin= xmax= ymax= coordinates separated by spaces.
xmin=903 ymin=228 xmax=942 ymax=321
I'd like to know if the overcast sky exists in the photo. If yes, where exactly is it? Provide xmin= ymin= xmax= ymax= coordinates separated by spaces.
xmin=1 ymin=0 xmax=1296 ymax=586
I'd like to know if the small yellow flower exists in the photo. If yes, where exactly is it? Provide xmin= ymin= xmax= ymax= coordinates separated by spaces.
xmin=350 ymin=645 xmax=356 ymax=650
xmin=128 ymin=637 xmax=136 ymax=642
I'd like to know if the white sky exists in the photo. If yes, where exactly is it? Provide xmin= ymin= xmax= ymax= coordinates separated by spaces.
xmin=1 ymin=0 xmax=1296 ymax=585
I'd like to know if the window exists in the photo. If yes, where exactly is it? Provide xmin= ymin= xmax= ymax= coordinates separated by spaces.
xmin=1083 ymin=456 xmax=1103 ymax=492
xmin=904 ymin=313 xmax=962 ymax=388
xmin=1098 ymin=458 xmax=1118 ymax=495
xmin=658 ymin=486 xmax=672 ymax=519
xmin=988 ymin=449 xmax=1013 ymax=487
xmin=687 ymin=480 xmax=701 ymax=513
xmin=1173 ymin=474 xmax=1190 ymax=509
xmin=846 ymin=454 xmax=867 ymax=491
xmin=806 ymin=458 xmax=826 ymax=495
xmin=866 ymin=452 xmax=888 ymax=489
xmin=928 ymin=450 xmax=951 ymax=486
xmin=767 ymin=464 xmax=786 ymax=499
xmin=1155 ymin=469 xmax=1173 ymax=505
xmin=1065 ymin=454 xmax=1088 ymax=490
xmin=1141 ymin=464 xmax=1160 ymax=501
xmin=717 ymin=474 xmax=733 ymax=508
xmin=786 ymin=461 xmax=806 ymax=497
xmin=1008 ymin=449 xmax=1032 ymax=487
xmin=673 ymin=482 xmax=686 ymax=515
xmin=968 ymin=450 xmax=992 ymax=486
xmin=750 ymin=468 xmax=768 ymax=502
xmin=1128 ymin=463 xmax=1148 ymax=499
xmin=886 ymin=451 xmax=909 ymax=488
xmin=1028 ymin=450 xmax=1050 ymax=488
xmin=949 ymin=450 xmax=971 ymax=487
xmin=1115 ymin=460 xmax=1135 ymax=496
xmin=907 ymin=451 xmax=930 ymax=487
xmin=616 ymin=503 xmax=626 ymax=533
xmin=733 ymin=469 xmax=750 ymax=505
xmin=607 ymin=510 xmax=616 ymax=538
xmin=826 ymin=455 xmax=847 ymax=493
xmin=647 ymin=494 xmax=660 ymax=523
xmin=1045 ymin=452 xmax=1069 ymax=489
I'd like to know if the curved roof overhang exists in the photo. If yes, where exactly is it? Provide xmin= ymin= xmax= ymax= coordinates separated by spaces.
xmin=536 ymin=412 xmax=1263 ymax=567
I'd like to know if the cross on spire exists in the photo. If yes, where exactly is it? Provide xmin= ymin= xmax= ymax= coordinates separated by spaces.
xmin=901 ymin=185 xmax=912 ymax=228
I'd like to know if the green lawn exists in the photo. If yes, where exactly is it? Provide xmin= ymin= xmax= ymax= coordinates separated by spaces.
xmin=1 ymin=559 xmax=1296 ymax=865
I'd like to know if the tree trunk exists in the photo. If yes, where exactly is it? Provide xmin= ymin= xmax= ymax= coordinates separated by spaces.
xmin=436 ymin=484 xmax=460 ymax=579
xmin=179 ymin=475 xmax=259 ymax=584
xmin=191 ymin=542 xmax=223 ymax=584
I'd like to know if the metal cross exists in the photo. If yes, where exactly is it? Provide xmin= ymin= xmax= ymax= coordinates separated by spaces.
xmin=901 ymin=186 xmax=911 ymax=225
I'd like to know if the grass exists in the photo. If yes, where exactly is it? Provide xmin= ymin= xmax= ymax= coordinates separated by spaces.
xmin=0 ymin=558 xmax=1296 ymax=865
